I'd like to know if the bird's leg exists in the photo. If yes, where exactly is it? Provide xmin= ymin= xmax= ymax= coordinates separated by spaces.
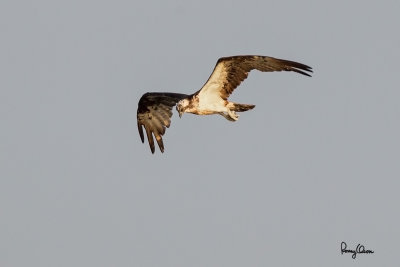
xmin=218 ymin=112 xmax=236 ymax=121
xmin=227 ymin=109 xmax=239 ymax=121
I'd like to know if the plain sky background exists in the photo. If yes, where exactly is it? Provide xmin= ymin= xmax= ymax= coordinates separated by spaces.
xmin=1 ymin=0 xmax=399 ymax=266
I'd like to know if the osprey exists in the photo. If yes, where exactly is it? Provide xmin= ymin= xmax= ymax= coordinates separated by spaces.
xmin=137 ymin=55 xmax=312 ymax=153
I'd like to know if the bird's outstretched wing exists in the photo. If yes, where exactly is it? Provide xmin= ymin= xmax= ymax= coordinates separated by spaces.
xmin=196 ymin=55 xmax=313 ymax=100
xmin=137 ymin=92 xmax=188 ymax=153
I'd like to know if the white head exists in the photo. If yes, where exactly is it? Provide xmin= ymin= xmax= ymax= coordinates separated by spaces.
xmin=176 ymin=99 xmax=190 ymax=118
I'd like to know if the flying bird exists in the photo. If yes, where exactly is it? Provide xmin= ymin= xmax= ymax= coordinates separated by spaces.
xmin=137 ymin=55 xmax=312 ymax=153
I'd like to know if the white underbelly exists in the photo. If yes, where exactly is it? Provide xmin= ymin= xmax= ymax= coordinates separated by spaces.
xmin=197 ymin=84 xmax=227 ymax=113
xmin=198 ymin=97 xmax=226 ymax=113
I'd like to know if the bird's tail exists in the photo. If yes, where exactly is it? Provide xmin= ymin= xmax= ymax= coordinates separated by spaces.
xmin=232 ymin=103 xmax=255 ymax=112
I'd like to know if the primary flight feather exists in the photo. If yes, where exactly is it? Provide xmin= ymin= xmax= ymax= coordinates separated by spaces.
xmin=137 ymin=55 xmax=313 ymax=153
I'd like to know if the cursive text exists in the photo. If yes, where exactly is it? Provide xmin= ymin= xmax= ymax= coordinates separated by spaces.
xmin=341 ymin=241 xmax=374 ymax=259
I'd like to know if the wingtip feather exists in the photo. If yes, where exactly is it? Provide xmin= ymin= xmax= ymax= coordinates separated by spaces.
xmin=137 ymin=122 xmax=145 ymax=143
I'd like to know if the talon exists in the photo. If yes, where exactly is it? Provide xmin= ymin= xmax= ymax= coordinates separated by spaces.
xmin=226 ymin=110 xmax=237 ymax=121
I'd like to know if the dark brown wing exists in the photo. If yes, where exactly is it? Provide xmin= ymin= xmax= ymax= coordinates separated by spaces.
xmin=196 ymin=55 xmax=313 ymax=100
xmin=137 ymin=92 xmax=188 ymax=153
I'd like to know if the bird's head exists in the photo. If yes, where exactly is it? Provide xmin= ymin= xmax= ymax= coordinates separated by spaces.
xmin=176 ymin=99 xmax=190 ymax=118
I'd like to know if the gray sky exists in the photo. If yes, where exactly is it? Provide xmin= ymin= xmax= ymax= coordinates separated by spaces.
xmin=1 ymin=0 xmax=399 ymax=266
